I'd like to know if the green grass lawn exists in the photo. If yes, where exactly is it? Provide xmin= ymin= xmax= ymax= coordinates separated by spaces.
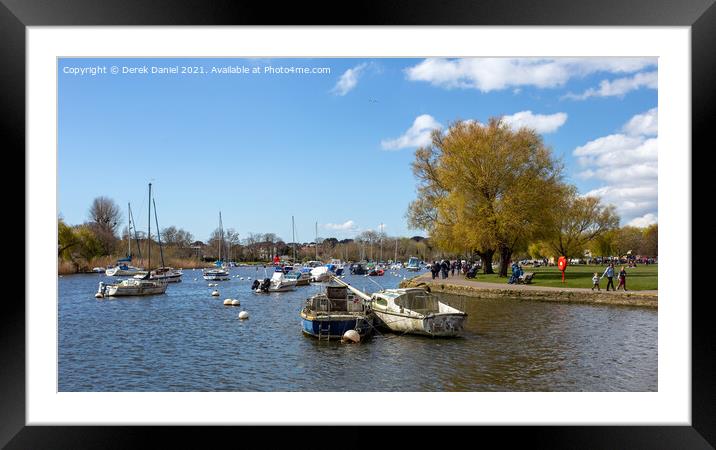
xmin=454 ymin=264 xmax=658 ymax=291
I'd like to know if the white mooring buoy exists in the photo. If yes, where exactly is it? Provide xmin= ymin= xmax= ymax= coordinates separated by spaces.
xmin=238 ymin=310 xmax=249 ymax=320
xmin=211 ymin=290 xmax=220 ymax=296
xmin=342 ymin=329 xmax=360 ymax=343
xmin=95 ymin=293 xmax=103 ymax=299
xmin=223 ymin=299 xmax=232 ymax=306
xmin=232 ymin=299 xmax=241 ymax=306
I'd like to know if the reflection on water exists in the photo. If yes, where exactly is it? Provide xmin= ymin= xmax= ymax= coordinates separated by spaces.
xmin=59 ymin=268 xmax=657 ymax=391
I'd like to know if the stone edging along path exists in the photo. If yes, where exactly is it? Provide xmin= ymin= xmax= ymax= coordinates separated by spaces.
xmin=399 ymin=273 xmax=657 ymax=308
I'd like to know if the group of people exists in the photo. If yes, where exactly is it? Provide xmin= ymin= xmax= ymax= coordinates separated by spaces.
xmin=430 ymin=259 xmax=480 ymax=280
xmin=591 ymin=263 xmax=628 ymax=291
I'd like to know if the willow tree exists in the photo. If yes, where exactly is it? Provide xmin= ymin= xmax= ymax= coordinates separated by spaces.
xmin=407 ymin=118 xmax=565 ymax=277
xmin=546 ymin=187 xmax=620 ymax=259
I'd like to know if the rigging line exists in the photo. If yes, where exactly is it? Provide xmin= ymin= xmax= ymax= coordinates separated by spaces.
xmin=153 ymin=198 xmax=165 ymax=268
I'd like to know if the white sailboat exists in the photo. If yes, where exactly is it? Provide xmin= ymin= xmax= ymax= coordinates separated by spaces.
xmin=134 ymin=197 xmax=182 ymax=282
xmin=97 ymin=183 xmax=168 ymax=298
xmin=203 ymin=212 xmax=230 ymax=281
xmin=105 ymin=203 xmax=146 ymax=277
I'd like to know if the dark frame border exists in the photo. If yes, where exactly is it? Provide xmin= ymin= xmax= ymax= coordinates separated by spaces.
xmin=4 ymin=0 xmax=713 ymax=447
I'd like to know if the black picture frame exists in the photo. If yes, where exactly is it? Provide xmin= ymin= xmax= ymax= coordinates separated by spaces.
xmin=4 ymin=0 xmax=712 ymax=447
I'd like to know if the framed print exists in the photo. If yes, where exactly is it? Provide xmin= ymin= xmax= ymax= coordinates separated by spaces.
xmin=5 ymin=0 xmax=713 ymax=447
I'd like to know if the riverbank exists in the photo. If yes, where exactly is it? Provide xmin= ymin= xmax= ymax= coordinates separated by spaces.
xmin=58 ymin=257 xmax=212 ymax=275
xmin=400 ymin=273 xmax=657 ymax=308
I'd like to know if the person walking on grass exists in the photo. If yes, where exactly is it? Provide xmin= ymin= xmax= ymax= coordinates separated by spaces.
xmin=616 ymin=266 xmax=628 ymax=291
xmin=591 ymin=272 xmax=601 ymax=291
xmin=601 ymin=263 xmax=616 ymax=291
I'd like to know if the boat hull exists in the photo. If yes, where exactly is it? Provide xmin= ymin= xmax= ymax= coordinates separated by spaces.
xmin=107 ymin=268 xmax=148 ymax=277
xmin=300 ymin=312 xmax=373 ymax=339
xmin=269 ymin=283 xmax=297 ymax=292
xmin=106 ymin=283 xmax=168 ymax=297
xmin=372 ymin=310 xmax=466 ymax=337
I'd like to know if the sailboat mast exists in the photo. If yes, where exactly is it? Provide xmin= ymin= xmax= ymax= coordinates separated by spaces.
xmin=379 ymin=223 xmax=384 ymax=263
xmin=292 ymin=216 xmax=296 ymax=262
xmin=127 ymin=202 xmax=131 ymax=258
xmin=129 ymin=203 xmax=142 ymax=259
xmin=219 ymin=211 xmax=223 ymax=261
xmin=395 ymin=238 xmax=398 ymax=262
xmin=315 ymin=221 xmax=318 ymax=261
xmin=148 ymin=183 xmax=151 ymax=270
xmin=153 ymin=199 xmax=165 ymax=268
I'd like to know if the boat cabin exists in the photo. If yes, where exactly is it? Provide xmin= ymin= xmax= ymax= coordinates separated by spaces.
xmin=306 ymin=284 xmax=364 ymax=313
xmin=373 ymin=288 xmax=444 ymax=315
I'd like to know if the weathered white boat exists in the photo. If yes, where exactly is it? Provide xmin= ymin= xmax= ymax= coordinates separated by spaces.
xmin=370 ymin=288 xmax=466 ymax=336
xmin=332 ymin=277 xmax=467 ymax=337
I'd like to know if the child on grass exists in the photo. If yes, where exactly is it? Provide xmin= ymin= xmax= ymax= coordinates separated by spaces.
xmin=591 ymin=272 xmax=601 ymax=291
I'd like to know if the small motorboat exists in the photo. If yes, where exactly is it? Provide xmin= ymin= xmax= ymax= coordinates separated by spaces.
xmin=252 ymin=271 xmax=297 ymax=293
xmin=300 ymin=283 xmax=373 ymax=340
xmin=285 ymin=270 xmax=311 ymax=286
xmin=405 ymin=257 xmax=422 ymax=272
xmin=310 ymin=266 xmax=331 ymax=283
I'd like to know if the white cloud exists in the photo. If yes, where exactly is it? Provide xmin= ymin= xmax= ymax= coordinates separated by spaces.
xmin=627 ymin=213 xmax=658 ymax=227
xmin=404 ymin=58 xmax=656 ymax=92
xmin=563 ymin=71 xmax=657 ymax=100
xmin=324 ymin=220 xmax=356 ymax=231
xmin=501 ymin=110 xmax=568 ymax=134
xmin=622 ymin=107 xmax=658 ymax=136
xmin=331 ymin=63 xmax=368 ymax=96
xmin=381 ymin=114 xmax=442 ymax=150
xmin=573 ymin=108 xmax=658 ymax=225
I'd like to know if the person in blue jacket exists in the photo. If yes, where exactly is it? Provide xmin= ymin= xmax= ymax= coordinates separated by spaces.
xmin=509 ymin=261 xmax=522 ymax=284
xmin=601 ymin=263 xmax=616 ymax=291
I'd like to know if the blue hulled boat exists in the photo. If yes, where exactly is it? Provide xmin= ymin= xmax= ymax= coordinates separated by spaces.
xmin=300 ymin=283 xmax=373 ymax=340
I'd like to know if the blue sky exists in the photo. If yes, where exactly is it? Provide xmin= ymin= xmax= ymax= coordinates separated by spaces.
xmin=58 ymin=57 xmax=658 ymax=243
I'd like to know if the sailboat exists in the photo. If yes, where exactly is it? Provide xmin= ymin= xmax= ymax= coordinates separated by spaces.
xmin=203 ymin=212 xmax=230 ymax=281
xmin=135 ymin=197 xmax=182 ymax=282
xmin=105 ymin=203 xmax=147 ymax=277
xmin=97 ymin=183 xmax=168 ymax=297
xmin=285 ymin=216 xmax=311 ymax=286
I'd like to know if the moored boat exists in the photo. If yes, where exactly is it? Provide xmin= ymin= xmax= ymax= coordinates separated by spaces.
xmin=105 ymin=260 xmax=147 ymax=277
xmin=300 ymin=283 xmax=373 ymax=340
xmin=252 ymin=270 xmax=297 ymax=292
xmin=98 ymin=278 xmax=167 ymax=297
xmin=332 ymin=277 xmax=466 ymax=337
xmin=96 ymin=183 xmax=168 ymax=298
xmin=140 ymin=266 xmax=183 ymax=283
xmin=310 ymin=265 xmax=331 ymax=282
xmin=285 ymin=269 xmax=311 ymax=286
xmin=405 ymin=257 xmax=422 ymax=272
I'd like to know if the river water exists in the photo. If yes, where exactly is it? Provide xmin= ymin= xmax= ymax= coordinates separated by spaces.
xmin=58 ymin=267 xmax=657 ymax=392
